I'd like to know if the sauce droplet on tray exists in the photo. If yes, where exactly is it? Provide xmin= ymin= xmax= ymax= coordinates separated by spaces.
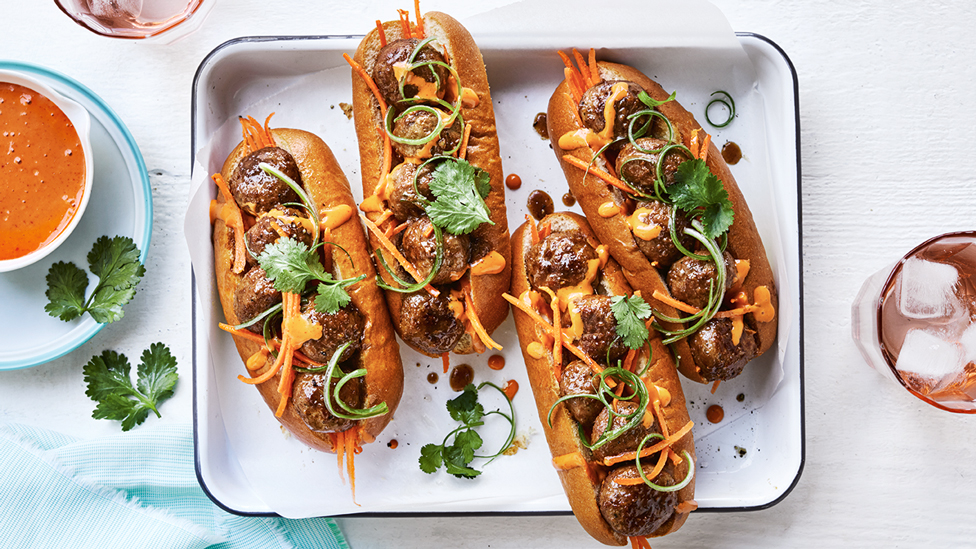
xmin=721 ymin=141 xmax=742 ymax=165
xmin=449 ymin=364 xmax=474 ymax=391
xmin=527 ymin=190 xmax=553 ymax=220
xmin=706 ymin=404 xmax=724 ymax=424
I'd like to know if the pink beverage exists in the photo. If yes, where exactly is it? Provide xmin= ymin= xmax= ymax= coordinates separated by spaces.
xmin=874 ymin=232 xmax=976 ymax=412
xmin=54 ymin=0 xmax=213 ymax=42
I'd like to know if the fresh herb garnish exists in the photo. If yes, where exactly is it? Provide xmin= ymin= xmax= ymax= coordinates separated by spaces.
xmin=705 ymin=90 xmax=735 ymax=128
xmin=668 ymin=159 xmax=734 ymax=240
xmin=256 ymin=237 xmax=364 ymax=314
xmin=611 ymin=295 xmax=653 ymax=349
xmin=44 ymin=235 xmax=145 ymax=324
xmin=419 ymin=382 xmax=516 ymax=479
xmin=426 ymin=158 xmax=494 ymax=235
xmin=637 ymin=89 xmax=677 ymax=109
xmin=83 ymin=343 xmax=179 ymax=431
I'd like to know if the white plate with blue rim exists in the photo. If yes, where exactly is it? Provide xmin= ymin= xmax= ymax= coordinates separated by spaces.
xmin=0 ymin=61 xmax=152 ymax=370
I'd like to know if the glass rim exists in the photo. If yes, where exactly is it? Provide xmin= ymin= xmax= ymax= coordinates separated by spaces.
xmin=53 ymin=0 xmax=209 ymax=40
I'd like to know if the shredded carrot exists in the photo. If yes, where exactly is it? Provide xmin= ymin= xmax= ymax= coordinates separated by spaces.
xmin=334 ymin=432 xmax=345 ymax=483
xmin=562 ymin=155 xmax=637 ymax=196
xmin=503 ymin=293 xmax=603 ymax=375
xmin=676 ymin=500 xmax=699 ymax=513
xmin=602 ymin=420 xmax=694 ymax=466
xmin=373 ymin=209 xmax=394 ymax=231
xmin=442 ymin=353 xmax=450 ymax=374
xmin=361 ymin=214 xmax=439 ymax=297
xmin=211 ymin=173 xmax=247 ymax=274
xmin=344 ymin=53 xmax=388 ymax=120
xmin=651 ymin=289 xmax=699 ymax=315
xmin=458 ymin=122 xmax=472 ymax=160
xmin=218 ymin=323 xmax=324 ymax=367
xmin=398 ymin=9 xmax=411 ymax=37
xmin=390 ymin=221 xmax=409 ymax=236
xmin=623 ymin=348 xmax=637 ymax=373
xmin=587 ymin=48 xmax=600 ymax=85
xmin=572 ymin=49 xmax=592 ymax=88
xmin=630 ymin=536 xmax=652 ymax=549
xmin=526 ymin=214 xmax=540 ymax=245
xmin=537 ymin=286 xmax=562 ymax=372
xmin=552 ymin=451 xmax=587 ymax=470
xmin=262 ymin=113 xmax=277 ymax=147
xmin=464 ymin=286 xmax=502 ymax=351
xmin=710 ymin=380 xmax=721 ymax=394
xmin=614 ymin=449 xmax=669 ymax=487
xmin=375 ymin=20 xmax=387 ymax=46
xmin=558 ymin=51 xmax=586 ymax=104
xmin=345 ymin=428 xmax=358 ymax=502
xmin=413 ymin=0 xmax=424 ymax=39
xmin=689 ymin=128 xmax=711 ymax=161
xmin=654 ymin=399 xmax=671 ymax=439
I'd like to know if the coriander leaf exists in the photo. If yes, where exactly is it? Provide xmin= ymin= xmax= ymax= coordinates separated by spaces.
xmin=44 ymin=261 xmax=90 ymax=321
xmin=88 ymin=235 xmax=146 ymax=291
xmin=136 ymin=342 xmax=179 ymax=409
xmin=87 ymin=285 xmax=137 ymax=324
xmin=443 ymin=443 xmax=482 ymax=479
xmin=84 ymin=343 xmax=179 ymax=432
xmin=419 ymin=444 xmax=443 ymax=474
xmin=447 ymin=384 xmax=484 ymax=425
xmin=611 ymin=295 xmax=653 ymax=350
xmin=426 ymin=159 xmax=494 ymax=235
xmin=668 ymin=159 xmax=734 ymax=240
xmin=314 ymin=277 xmax=354 ymax=314
xmin=453 ymin=429 xmax=484 ymax=463
xmin=257 ymin=237 xmax=326 ymax=293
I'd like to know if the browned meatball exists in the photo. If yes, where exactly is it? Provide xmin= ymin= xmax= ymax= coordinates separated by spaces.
xmin=399 ymin=217 xmax=470 ymax=285
xmin=292 ymin=372 xmax=364 ymax=433
xmin=372 ymin=38 xmax=450 ymax=106
xmin=525 ymin=231 xmax=597 ymax=292
xmin=570 ymin=295 xmax=629 ymax=365
xmin=590 ymin=400 xmax=662 ymax=463
xmin=391 ymin=109 xmax=463 ymax=160
xmin=228 ymin=147 xmax=301 ymax=216
xmin=629 ymin=201 xmax=694 ymax=267
xmin=399 ymin=291 xmax=464 ymax=356
xmin=667 ymin=251 xmax=735 ymax=310
xmin=245 ymin=207 xmax=314 ymax=265
xmin=599 ymin=465 xmax=679 ymax=537
xmin=387 ymin=162 xmax=435 ymax=221
xmin=689 ymin=317 xmax=758 ymax=382
xmin=558 ymin=360 xmax=603 ymax=427
xmin=578 ymin=81 xmax=648 ymax=143
xmin=233 ymin=267 xmax=281 ymax=334
xmin=299 ymin=302 xmax=366 ymax=364
xmin=616 ymin=137 xmax=687 ymax=194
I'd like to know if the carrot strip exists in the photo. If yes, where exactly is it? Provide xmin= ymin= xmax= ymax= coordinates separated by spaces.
xmin=526 ymin=214 xmax=540 ymax=245
xmin=262 ymin=113 xmax=277 ymax=147
xmin=376 ymin=20 xmax=387 ymax=47
xmin=464 ymin=287 xmax=503 ymax=351
xmin=562 ymin=155 xmax=637 ymax=196
xmin=587 ymin=48 xmax=600 ymax=85
xmin=334 ymin=432 xmax=345 ymax=483
xmin=398 ymin=9 xmax=411 ymax=37
xmin=441 ymin=353 xmax=450 ymax=374
xmin=602 ymin=420 xmax=694 ymax=466
xmin=218 ymin=323 xmax=324 ymax=366
xmin=614 ymin=450 xmax=670 ymax=487
xmin=458 ymin=123 xmax=472 ymax=160
xmin=537 ymin=287 xmax=562 ymax=372
xmin=361 ymin=214 xmax=440 ymax=297
xmin=558 ymin=51 xmax=585 ymax=104
xmin=676 ymin=500 xmax=699 ymax=513
xmin=413 ymin=0 xmax=424 ymax=39
xmin=503 ymin=293 xmax=603 ymax=375
xmin=346 ymin=429 xmax=358 ymax=501
xmin=211 ymin=173 xmax=247 ymax=274
xmin=654 ymin=399 xmax=671 ymax=439
xmin=710 ymin=380 xmax=721 ymax=394
xmin=344 ymin=53 xmax=388 ymax=119
xmin=651 ymin=289 xmax=699 ymax=315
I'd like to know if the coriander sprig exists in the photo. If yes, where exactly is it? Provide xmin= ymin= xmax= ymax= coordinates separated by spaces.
xmin=611 ymin=294 xmax=654 ymax=350
xmin=419 ymin=382 xmax=516 ymax=479
xmin=426 ymin=158 xmax=494 ymax=235
xmin=256 ymin=237 xmax=364 ymax=314
xmin=83 ymin=343 xmax=179 ymax=431
xmin=44 ymin=235 xmax=145 ymax=324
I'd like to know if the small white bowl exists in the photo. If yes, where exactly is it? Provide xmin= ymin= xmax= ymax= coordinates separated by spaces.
xmin=0 ymin=70 xmax=94 ymax=272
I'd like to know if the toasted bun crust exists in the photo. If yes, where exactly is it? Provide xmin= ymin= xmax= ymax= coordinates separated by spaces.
xmin=351 ymin=11 xmax=511 ymax=356
xmin=509 ymin=212 xmax=695 ymax=546
xmin=547 ymin=61 xmax=777 ymax=384
xmin=213 ymin=128 xmax=403 ymax=452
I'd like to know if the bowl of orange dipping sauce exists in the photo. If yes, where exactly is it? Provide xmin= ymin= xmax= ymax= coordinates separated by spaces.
xmin=0 ymin=69 xmax=93 ymax=272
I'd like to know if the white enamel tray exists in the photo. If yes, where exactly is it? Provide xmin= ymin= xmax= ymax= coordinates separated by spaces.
xmin=190 ymin=32 xmax=802 ymax=517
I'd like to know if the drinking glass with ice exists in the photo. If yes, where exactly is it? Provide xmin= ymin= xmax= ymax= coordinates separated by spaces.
xmin=852 ymin=232 xmax=976 ymax=413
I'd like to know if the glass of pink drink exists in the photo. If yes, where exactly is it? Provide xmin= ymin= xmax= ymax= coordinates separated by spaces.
xmin=54 ymin=0 xmax=215 ymax=43
xmin=852 ymin=231 xmax=976 ymax=413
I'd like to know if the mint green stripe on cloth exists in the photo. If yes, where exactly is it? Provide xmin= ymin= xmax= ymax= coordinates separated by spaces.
xmin=0 ymin=423 xmax=349 ymax=549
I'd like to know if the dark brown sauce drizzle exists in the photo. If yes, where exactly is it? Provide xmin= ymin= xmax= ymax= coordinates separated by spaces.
xmin=527 ymin=190 xmax=554 ymax=220
xmin=722 ymin=141 xmax=742 ymax=165
xmin=449 ymin=364 xmax=474 ymax=391
xmin=532 ymin=112 xmax=549 ymax=139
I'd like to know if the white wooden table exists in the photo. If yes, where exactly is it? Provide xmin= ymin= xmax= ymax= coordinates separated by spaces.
xmin=3 ymin=1 xmax=975 ymax=547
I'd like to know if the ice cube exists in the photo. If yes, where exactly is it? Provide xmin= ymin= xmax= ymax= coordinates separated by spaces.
xmin=87 ymin=0 xmax=142 ymax=18
xmin=960 ymin=323 xmax=976 ymax=364
xmin=898 ymin=257 xmax=961 ymax=320
xmin=896 ymin=329 xmax=965 ymax=385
